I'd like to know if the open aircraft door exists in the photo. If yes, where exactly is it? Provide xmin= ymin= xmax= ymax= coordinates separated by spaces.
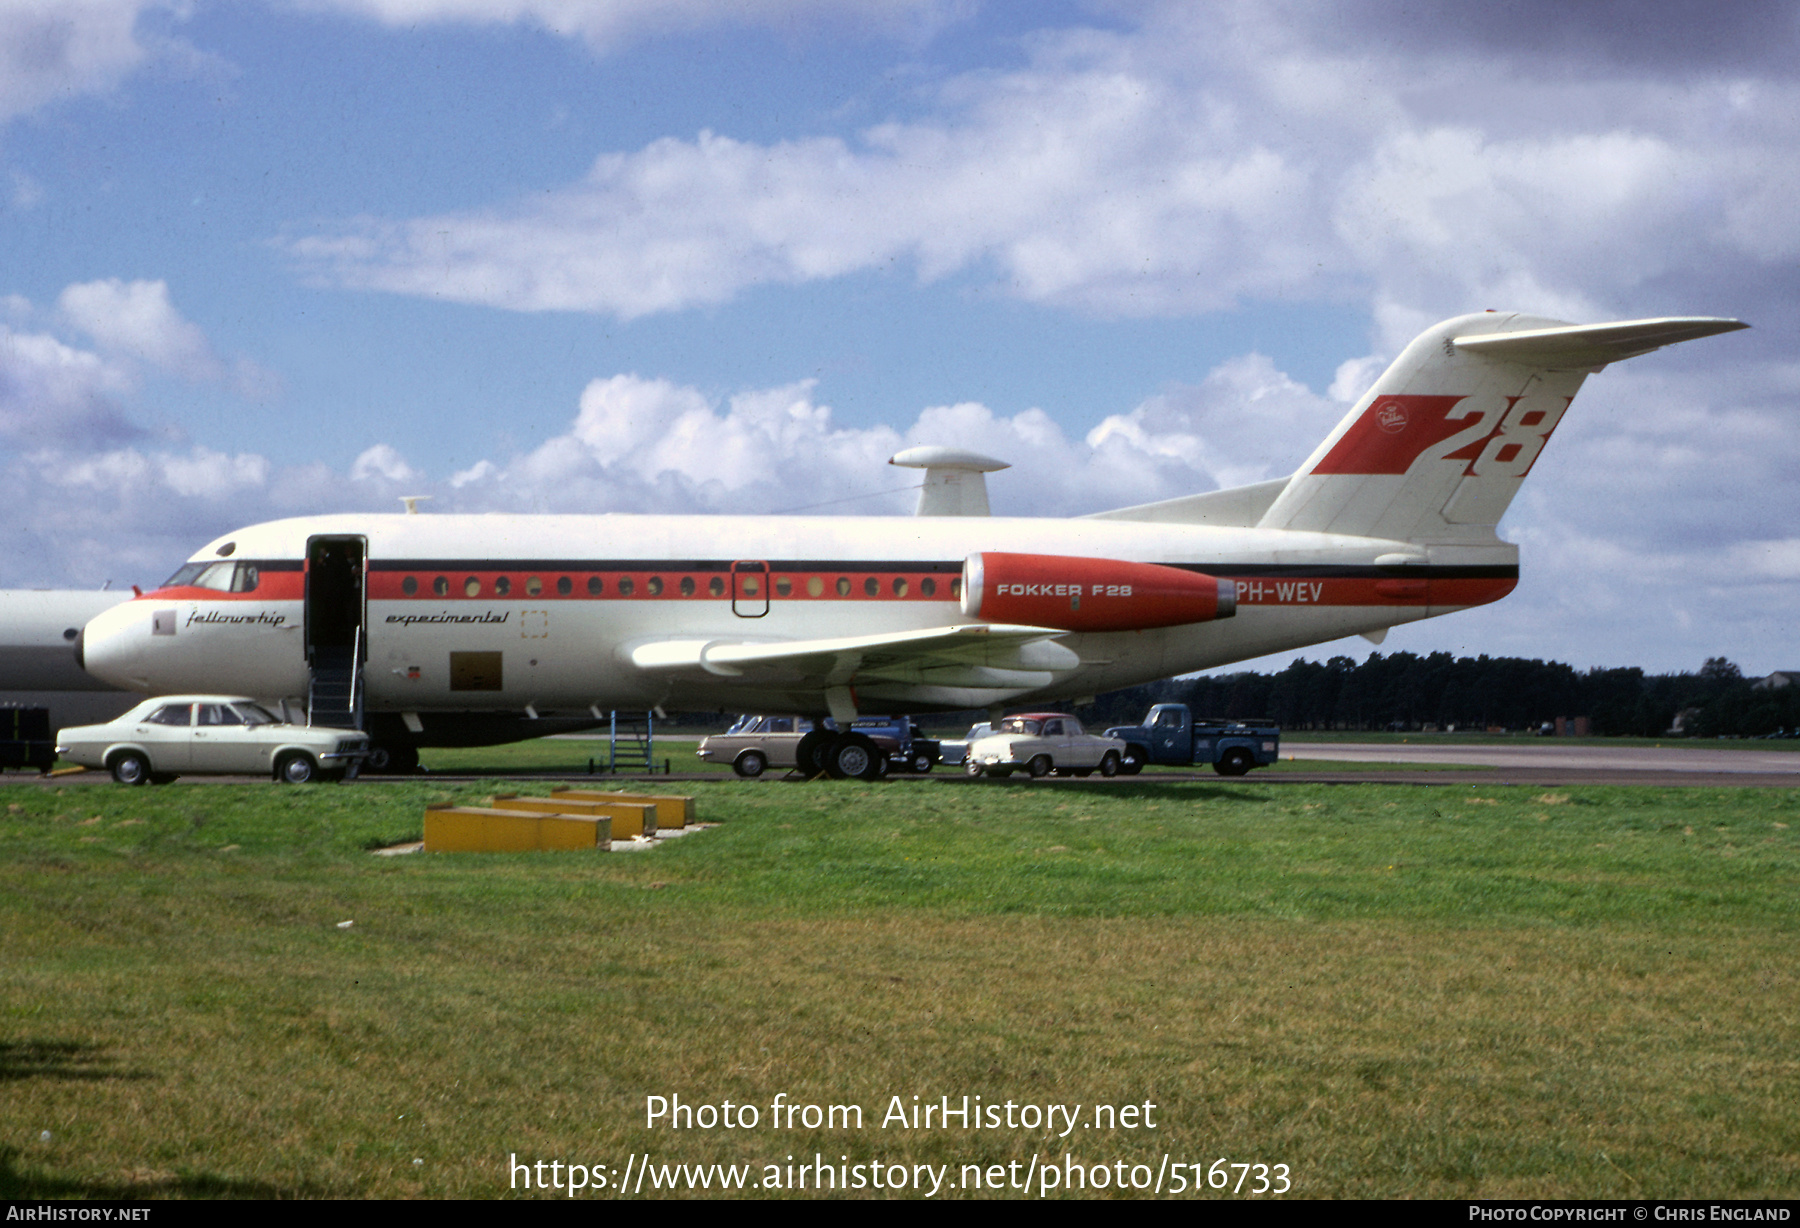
xmin=732 ymin=560 xmax=769 ymax=618
xmin=304 ymin=535 xmax=367 ymax=728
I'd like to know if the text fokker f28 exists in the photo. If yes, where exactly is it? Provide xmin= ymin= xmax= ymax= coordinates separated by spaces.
xmin=79 ymin=312 xmax=1746 ymax=778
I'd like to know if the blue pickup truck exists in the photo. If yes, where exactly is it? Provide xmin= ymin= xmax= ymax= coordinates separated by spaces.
xmin=1103 ymin=704 xmax=1281 ymax=776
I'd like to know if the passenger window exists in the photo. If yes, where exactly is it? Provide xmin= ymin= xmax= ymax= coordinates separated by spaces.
xmin=920 ymin=578 xmax=936 ymax=597
xmin=951 ymin=578 xmax=962 ymax=598
xmin=892 ymin=578 xmax=909 ymax=597
xmin=199 ymin=704 xmax=243 ymax=726
xmin=526 ymin=577 xmax=542 ymax=596
xmin=557 ymin=576 xmax=572 ymax=596
xmin=433 ymin=576 xmax=449 ymax=597
xmin=769 ymin=718 xmax=793 ymax=733
xmin=495 ymin=576 xmax=512 ymax=596
xmin=863 ymin=577 xmax=879 ymax=597
xmin=807 ymin=577 xmax=824 ymax=597
xmin=617 ymin=577 xmax=635 ymax=596
xmin=679 ymin=576 xmax=695 ymax=597
xmin=709 ymin=576 xmax=725 ymax=597
xmin=147 ymin=704 xmax=192 ymax=726
xmin=402 ymin=576 xmax=418 ymax=596
xmin=646 ymin=577 xmax=663 ymax=596
xmin=1043 ymin=720 xmax=1063 ymax=736
xmin=464 ymin=577 xmax=481 ymax=597
xmin=588 ymin=577 xmax=603 ymax=595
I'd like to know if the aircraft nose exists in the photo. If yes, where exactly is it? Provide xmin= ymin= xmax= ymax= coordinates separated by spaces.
xmin=79 ymin=602 xmax=151 ymax=690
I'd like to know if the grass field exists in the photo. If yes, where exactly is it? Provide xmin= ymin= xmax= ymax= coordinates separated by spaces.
xmin=3 ymin=773 xmax=1797 ymax=1199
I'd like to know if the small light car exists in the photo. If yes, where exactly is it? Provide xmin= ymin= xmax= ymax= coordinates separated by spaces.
xmin=696 ymin=715 xmax=826 ymax=778
xmin=937 ymin=721 xmax=993 ymax=766
xmin=56 ymin=695 xmax=369 ymax=784
xmin=965 ymin=713 xmax=1126 ymax=779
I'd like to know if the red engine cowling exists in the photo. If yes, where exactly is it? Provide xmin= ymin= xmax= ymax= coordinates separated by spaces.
xmin=961 ymin=553 xmax=1236 ymax=632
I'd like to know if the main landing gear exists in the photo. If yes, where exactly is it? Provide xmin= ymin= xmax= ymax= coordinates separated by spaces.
xmin=795 ymin=729 xmax=888 ymax=781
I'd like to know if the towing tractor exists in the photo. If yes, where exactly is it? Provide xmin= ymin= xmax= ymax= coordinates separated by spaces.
xmin=1103 ymin=704 xmax=1281 ymax=776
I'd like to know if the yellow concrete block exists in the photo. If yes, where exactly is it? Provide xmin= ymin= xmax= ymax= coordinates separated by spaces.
xmin=553 ymin=789 xmax=694 ymax=829
xmin=491 ymin=793 xmax=657 ymax=839
xmin=423 ymin=805 xmax=611 ymax=853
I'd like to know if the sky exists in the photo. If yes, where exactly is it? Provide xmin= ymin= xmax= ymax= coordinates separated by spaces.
xmin=0 ymin=0 xmax=1794 ymax=677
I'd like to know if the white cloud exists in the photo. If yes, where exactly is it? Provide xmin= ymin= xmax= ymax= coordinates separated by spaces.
xmin=57 ymin=279 xmax=219 ymax=380
xmin=302 ymin=0 xmax=960 ymax=51
xmin=0 ymin=0 xmax=177 ymax=124
xmin=283 ymin=5 xmax=1800 ymax=344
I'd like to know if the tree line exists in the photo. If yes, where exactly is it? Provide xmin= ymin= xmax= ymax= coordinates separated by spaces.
xmin=1080 ymin=654 xmax=1800 ymax=738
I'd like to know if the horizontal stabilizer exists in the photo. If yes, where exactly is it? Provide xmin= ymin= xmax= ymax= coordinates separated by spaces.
xmin=1453 ymin=316 xmax=1748 ymax=370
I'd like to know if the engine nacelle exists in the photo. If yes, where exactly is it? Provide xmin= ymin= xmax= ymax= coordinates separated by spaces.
xmin=961 ymin=552 xmax=1236 ymax=632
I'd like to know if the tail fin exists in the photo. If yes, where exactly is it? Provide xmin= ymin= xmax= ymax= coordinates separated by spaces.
xmin=1257 ymin=312 xmax=1747 ymax=543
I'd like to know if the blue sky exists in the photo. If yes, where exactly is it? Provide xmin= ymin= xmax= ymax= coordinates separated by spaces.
xmin=2 ymin=0 xmax=1795 ymax=676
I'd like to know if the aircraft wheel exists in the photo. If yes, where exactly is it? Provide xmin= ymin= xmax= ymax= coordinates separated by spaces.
xmin=825 ymin=734 xmax=882 ymax=781
xmin=1214 ymin=748 xmax=1253 ymax=777
xmin=1119 ymin=746 xmax=1146 ymax=775
xmin=795 ymin=730 xmax=833 ymax=777
xmin=732 ymin=750 xmax=768 ymax=779
xmin=109 ymin=751 xmax=151 ymax=786
xmin=1099 ymin=751 xmax=1121 ymax=777
xmin=1027 ymin=755 xmax=1053 ymax=779
xmin=276 ymin=752 xmax=319 ymax=784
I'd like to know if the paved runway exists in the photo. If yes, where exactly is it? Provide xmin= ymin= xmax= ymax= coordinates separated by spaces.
xmin=1281 ymin=741 xmax=1800 ymax=787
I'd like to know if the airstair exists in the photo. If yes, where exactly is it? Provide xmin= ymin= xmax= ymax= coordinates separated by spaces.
xmin=606 ymin=710 xmax=655 ymax=773
xmin=308 ymin=627 xmax=364 ymax=730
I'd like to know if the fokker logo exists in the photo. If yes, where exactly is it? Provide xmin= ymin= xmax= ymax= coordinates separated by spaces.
xmin=1375 ymin=400 xmax=1409 ymax=434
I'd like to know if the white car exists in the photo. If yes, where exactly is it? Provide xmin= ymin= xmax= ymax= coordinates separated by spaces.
xmin=56 ymin=696 xmax=369 ymax=784
xmin=965 ymin=713 xmax=1126 ymax=779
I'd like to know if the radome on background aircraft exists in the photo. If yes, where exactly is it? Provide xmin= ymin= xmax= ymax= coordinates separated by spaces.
xmin=77 ymin=311 xmax=1746 ymax=773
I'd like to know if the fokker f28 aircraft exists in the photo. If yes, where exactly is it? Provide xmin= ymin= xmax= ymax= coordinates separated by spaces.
xmin=78 ymin=312 xmax=1746 ymax=777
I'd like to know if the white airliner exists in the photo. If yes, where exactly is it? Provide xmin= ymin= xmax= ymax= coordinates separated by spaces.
xmin=78 ymin=311 xmax=1746 ymax=777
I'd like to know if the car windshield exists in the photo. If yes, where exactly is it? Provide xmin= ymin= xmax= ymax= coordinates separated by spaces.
xmin=724 ymin=715 xmax=759 ymax=734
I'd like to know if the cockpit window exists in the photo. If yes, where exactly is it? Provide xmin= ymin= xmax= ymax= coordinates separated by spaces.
xmin=162 ymin=563 xmax=208 ymax=588
xmin=162 ymin=561 xmax=260 ymax=592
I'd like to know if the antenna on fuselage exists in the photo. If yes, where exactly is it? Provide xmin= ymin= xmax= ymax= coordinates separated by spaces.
xmin=399 ymin=495 xmax=433 ymax=515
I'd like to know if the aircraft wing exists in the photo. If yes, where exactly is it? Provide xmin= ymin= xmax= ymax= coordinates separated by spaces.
xmin=627 ymin=622 xmax=1079 ymax=688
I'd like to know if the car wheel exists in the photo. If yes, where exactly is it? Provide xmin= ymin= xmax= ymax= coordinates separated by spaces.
xmin=1119 ymin=745 xmax=1146 ymax=775
xmin=109 ymin=751 xmax=151 ymax=786
xmin=911 ymin=753 xmax=933 ymax=773
xmin=826 ymin=734 xmax=881 ymax=781
xmin=1099 ymin=751 xmax=1121 ymax=777
xmin=965 ymin=758 xmax=986 ymax=778
xmin=795 ymin=730 xmax=833 ymax=777
xmin=733 ymin=750 xmax=768 ymax=779
xmin=1027 ymin=755 xmax=1053 ymax=779
xmin=1214 ymin=747 xmax=1253 ymax=777
xmin=276 ymin=753 xmax=319 ymax=784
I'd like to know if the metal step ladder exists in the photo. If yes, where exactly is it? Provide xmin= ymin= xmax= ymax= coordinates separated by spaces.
xmin=307 ymin=629 xmax=364 ymax=730
xmin=607 ymin=710 xmax=654 ymax=773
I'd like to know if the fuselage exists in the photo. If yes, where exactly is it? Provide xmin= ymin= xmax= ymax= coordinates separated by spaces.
xmin=78 ymin=511 xmax=1516 ymax=726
